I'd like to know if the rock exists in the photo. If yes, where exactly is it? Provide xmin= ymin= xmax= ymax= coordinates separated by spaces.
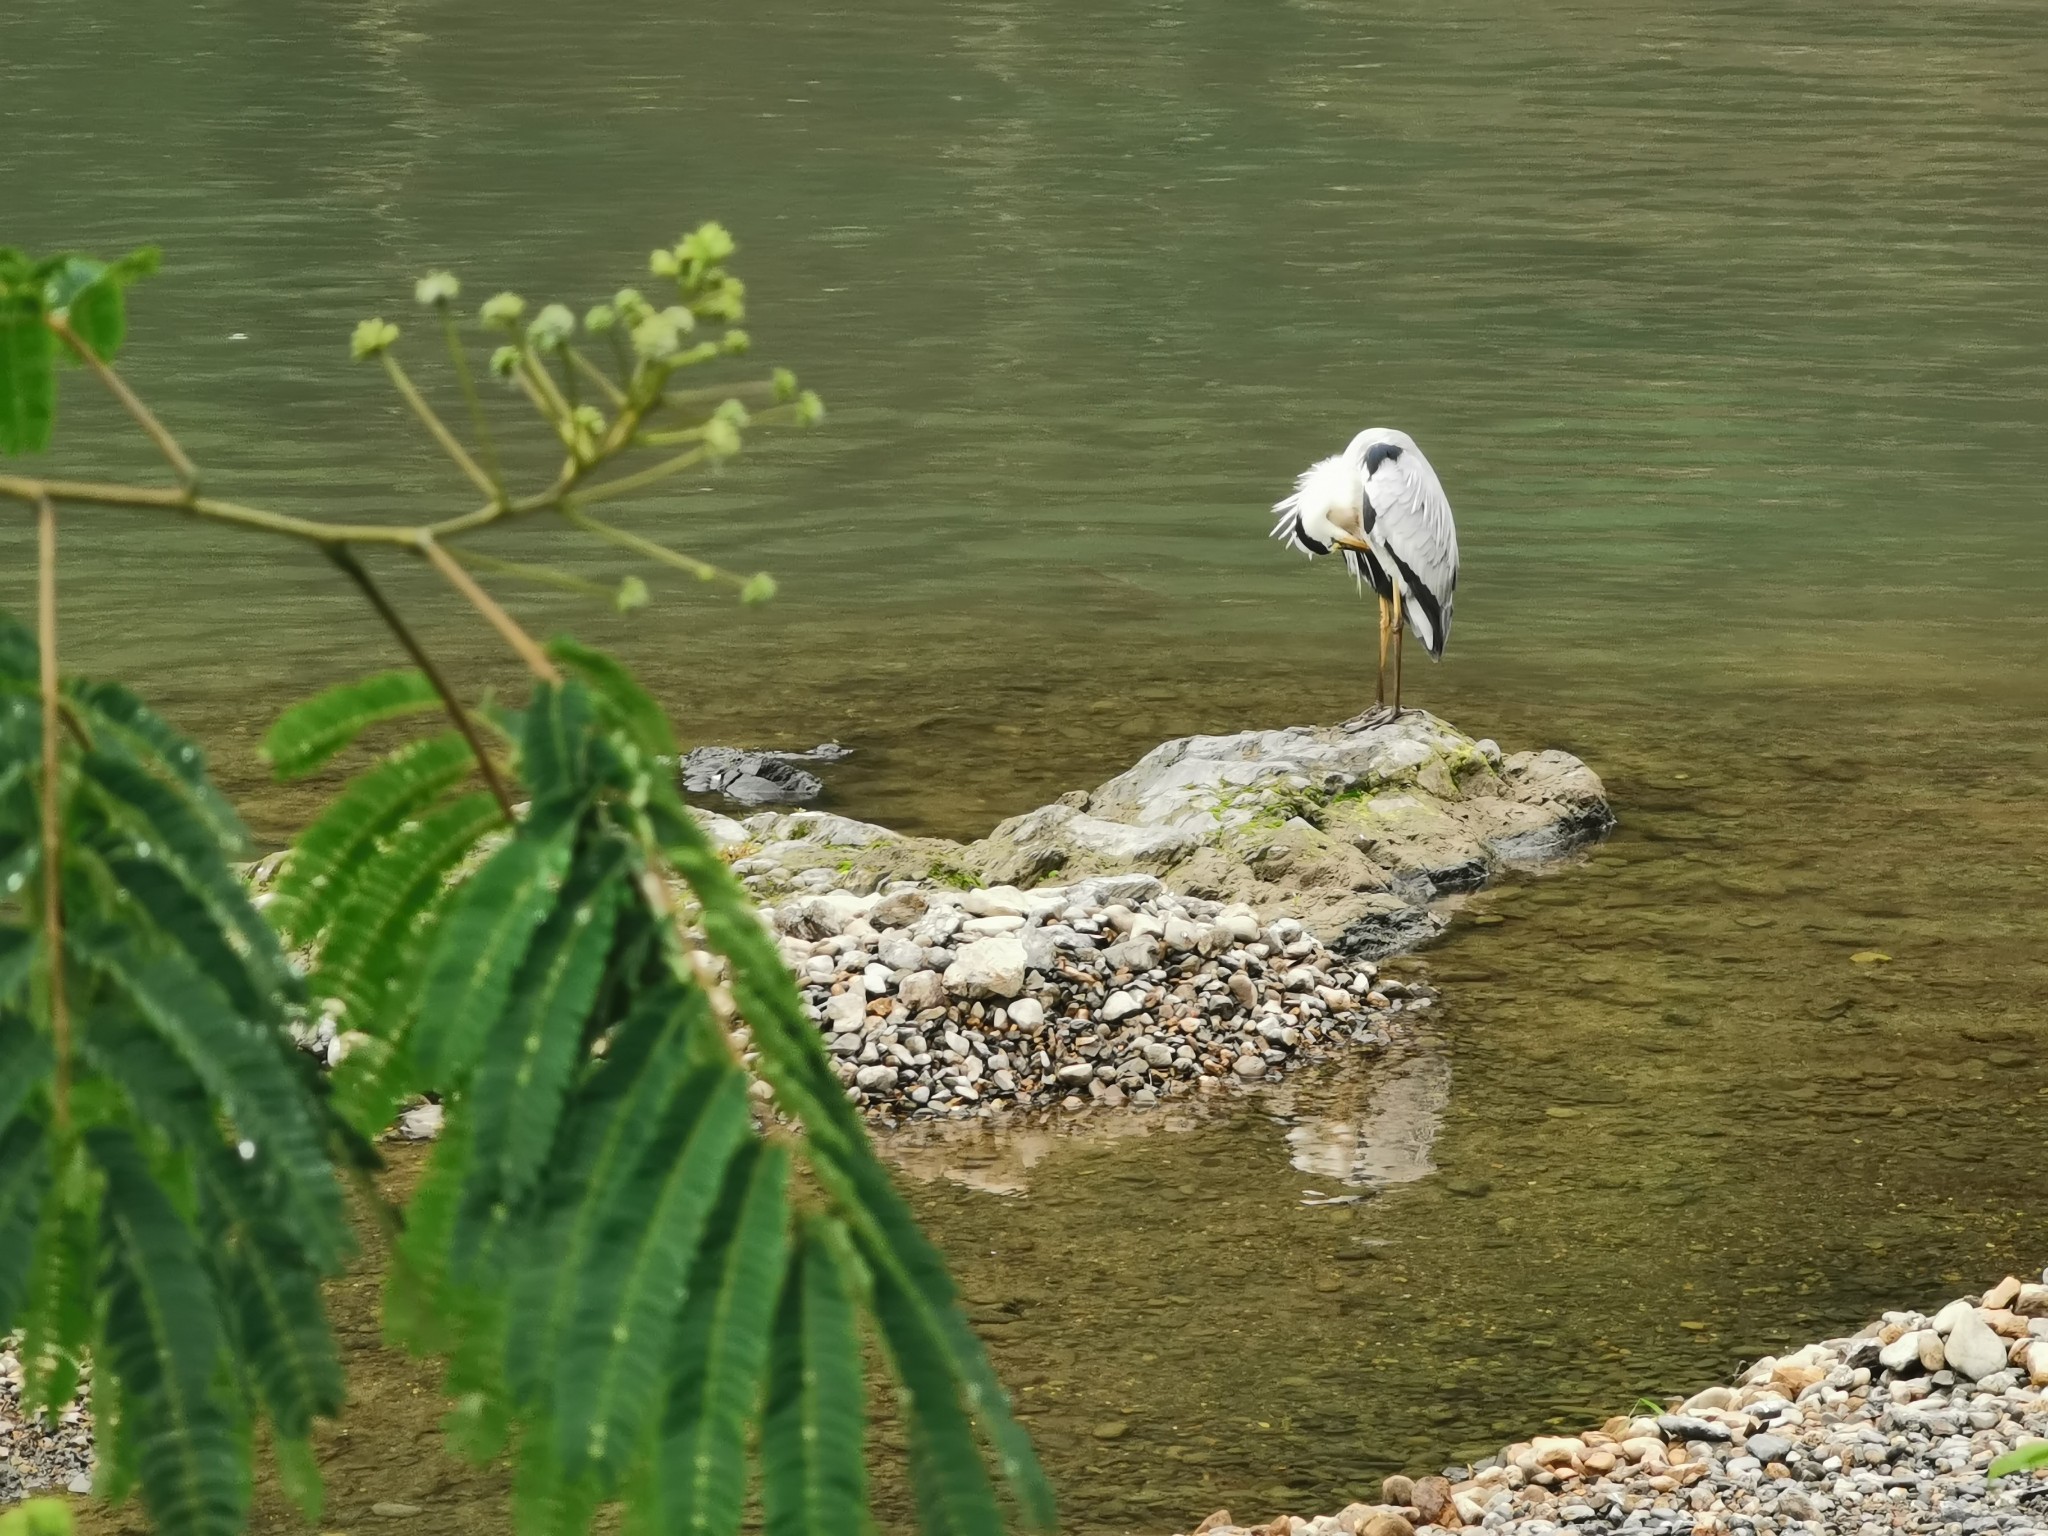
xmin=2023 ymin=1340 xmax=2048 ymax=1385
xmin=1408 ymin=1476 xmax=1453 ymax=1525
xmin=1655 ymin=1414 xmax=1732 ymax=1443
xmin=1746 ymin=1432 xmax=1792 ymax=1464
xmin=1191 ymin=1514 xmax=1234 ymax=1536
xmin=681 ymin=746 xmax=827 ymax=804
xmin=1006 ymin=996 xmax=1045 ymax=1031
xmin=1101 ymin=991 xmax=1142 ymax=1022
xmin=1931 ymin=1297 xmax=1978 ymax=1335
xmin=2015 ymin=1283 xmax=2048 ymax=1317
xmin=943 ymin=934 xmax=1028 ymax=1000
xmin=66 ymin=1473 xmax=92 ymax=1495
xmin=855 ymin=1065 xmax=898 ymax=1091
xmin=1379 ymin=1475 xmax=1414 ymax=1507
xmin=1356 ymin=1517 xmax=1413 ymax=1536
xmin=1984 ymin=1274 xmax=2024 ymax=1310
xmin=371 ymin=1503 xmax=424 ymax=1518
xmin=897 ymin=969 xmax=948 ymax=1013
xmin=1103 ymin=935 xmax=1163 ymax=972
xmin=824 ymin=990 xmax=869 ymax=1030
xmin=1944 ymin=1307 xmax=2008 ymax=1380
xmin=395 ymin=1101 xmax=443 ymax=1141
xmin=1091 ymin=1420 xmax=1129 ymax=1440
xmin=1879 ymin=1329 xmax=1933 ymax=1374
xmin=1232 ymin=1053 xmax=1267 ymax=1080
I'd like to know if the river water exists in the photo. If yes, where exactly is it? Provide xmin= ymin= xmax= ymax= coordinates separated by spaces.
xmin=8 ymin=1 xmax=2048 ymax=1532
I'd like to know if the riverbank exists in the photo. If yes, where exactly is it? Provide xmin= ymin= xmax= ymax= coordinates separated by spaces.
xmin=1174 ymin=1275 xmax=2048 ymax=1536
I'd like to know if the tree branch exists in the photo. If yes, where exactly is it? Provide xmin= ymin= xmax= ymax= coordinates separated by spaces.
xmin=415 ymin=536 xmax=562 ymax=683
xmin=381 ymin=354 xmax=499 ymax=502
xmin=326 ymin=546 xmax=518 ymax=822
xmin=35 ymin=493 xmax=71 ymax=1130
xmin=48 ymin=315 xmax=200 ymax=489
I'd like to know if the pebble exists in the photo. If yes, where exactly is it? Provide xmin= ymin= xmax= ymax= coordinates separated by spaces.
xmin=1174 ymin=1273 xmax=2048 ymax=1536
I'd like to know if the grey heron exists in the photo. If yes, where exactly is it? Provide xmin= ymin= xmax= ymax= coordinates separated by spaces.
xmin=1269 ymin=427 xmax=1459 ymax=729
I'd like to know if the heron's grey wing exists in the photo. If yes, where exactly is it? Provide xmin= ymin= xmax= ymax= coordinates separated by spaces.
xmin=1364 ymin=448 xmax=1458 ymax=657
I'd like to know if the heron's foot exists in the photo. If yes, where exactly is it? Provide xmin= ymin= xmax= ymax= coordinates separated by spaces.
xmin=1341 ymin=704 xmax=1399 ymax=733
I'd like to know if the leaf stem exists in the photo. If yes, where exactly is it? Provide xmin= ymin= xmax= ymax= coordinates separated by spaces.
xmin=415 ymin=535 xmax=562 ymax=683
xmin=440 ymin=308 xmax=505 ymax=494
xmin=565 ymin=347 xmax=626 ymax=407
xmin=48 ymin=315 xmax=200 ymax=489
xmin=381 ymin=354 xmax=499 ymax=502
xmin=569 ymin=444 xmax=711 ymax=507
xmin=455 ymin=546 xmax=616 ymax=600
xmin=35 ymin=493 xmax=70 ymax=1131
xmin=326 ymin=545 xmax=518 ymax=822
xmin=560 ymin=505 xmax=742 ymax=589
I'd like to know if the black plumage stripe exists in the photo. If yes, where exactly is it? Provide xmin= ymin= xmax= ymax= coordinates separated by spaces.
xmin=1342 ymin=547 xmax=1394 ymax=600
xmin=1387 ymin=548 xmax=1449 ymax=659
xmin=1275 ymin=507 xmax=1329 ymax=556
xmin=1364 ymin=442 xmax=1404 ymax=475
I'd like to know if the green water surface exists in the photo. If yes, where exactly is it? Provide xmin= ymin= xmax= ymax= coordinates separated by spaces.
xmin=7 ymin=1 xmax=2048 ymax=1531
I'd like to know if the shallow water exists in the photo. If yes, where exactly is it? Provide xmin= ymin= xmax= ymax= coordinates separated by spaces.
xmin=11 ymin=0 xmax=2048 ymax=1531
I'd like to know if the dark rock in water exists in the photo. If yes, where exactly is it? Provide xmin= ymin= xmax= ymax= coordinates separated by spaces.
xmin=682 ymin=743 xmax=849 ymax=805
xmin=1330 ymin=903 xmax=1445 ymax=961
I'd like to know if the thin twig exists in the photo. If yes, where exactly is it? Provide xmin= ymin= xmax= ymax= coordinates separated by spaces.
xmin=570 ymin=444 xmax=711 ymax=507
xmin=48 ymin=315 xmax=199 ymax=489
xmin=381 ymin=355 xmax=498 ymax=501
xmin=455 ymin=545 xmax=616 ymax=600
xmin=415 ymin=535 xmax=562 ymax=683
xmin=326 ymin=546 xmax=518 ymax=822
xmin=440 ymin=308 xmax=505 ymax=493
xmin=566 ymin=347 xmax=626 ymax=407
xmin=35 ymin=494 xmax=70 ymax=1130
xmin=561 ymin=504 xmax=736 ymax=587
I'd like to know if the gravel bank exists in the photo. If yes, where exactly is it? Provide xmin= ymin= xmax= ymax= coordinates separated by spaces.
xmin=0 ymin=1347 xmax=94 ymax=1503
xmin=760 ymin=873 xmax=1434 ymax=1122
xmin=1174 ymin=1275 xmax=2048 ymax=1536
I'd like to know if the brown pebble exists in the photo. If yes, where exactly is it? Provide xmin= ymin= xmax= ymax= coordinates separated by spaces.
xmin=1378 ymin=1475 xmax=1414 ymax=1507
xmin=1410 ymin=1477 xmax=1454 ymax=1525
xmin=1191 ymin=1512 xmax=1234 ymax=1536
xmin=1357 ymin=1516 xmax=1414 ymax=1536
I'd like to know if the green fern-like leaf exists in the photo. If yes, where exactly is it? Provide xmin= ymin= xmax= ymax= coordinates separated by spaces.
xmin=262 ymin=669 xmax=446 ymax=781
xmin=653 ymin=797 xmax=1055 ymax=1532
xmin=0 ymin=1116 xmax=51 ymax=1334
xmin=68 ymin=927 xmax=349 ymax=1269
xmin=77 ymin=749 xmax=299 ymax=1011
xmin=871 ymin=1263 xmax=1003 ymax=1536
xmin=90 ymin=1125 xmax=247 ymax=1536
xmin=408 ymin=823 xmax=574 ymax=1088
xmin=539 ymin=1065 xmax=752 ymax=1494
xmin=761 ymin=1218 xmax=869 ymax=1536
xmin=266 ymin=732 xmax=480 ymax=945
xmin=0 ymin=1006 xmax=50 ymax=1132
xmin=312 ymin=789 xmax=504 ymax=1031
xmin=0 ymin=1499 xmax=76 ymax=1536
xmin=650 ymin=1141 xmax=794 ymax=1536
xmin=20 ymin=1183 xmax=95 ymax=1418
xmin=460 ymin=867 xmax=624 ymax=1235
xmin=546 ymin=638 xmax=679 ymax=762
xmin=519 ymin=682 xmax=598 ymax=822
xmin=0 ymin=927 xmax=35 ymax=1010
xmin=65 ymin=678 xmax=245 ymax=851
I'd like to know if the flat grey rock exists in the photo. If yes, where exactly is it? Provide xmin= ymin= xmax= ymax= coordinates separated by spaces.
xmin=682 ymin=742 xmax=849 ymax=805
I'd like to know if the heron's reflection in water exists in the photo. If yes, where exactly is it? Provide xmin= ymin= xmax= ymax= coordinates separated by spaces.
xmin=878 ymin=1037 xmax=1451 ymax=1202
xmin=1274 ymin=1037 xmax=1453 ymax=1199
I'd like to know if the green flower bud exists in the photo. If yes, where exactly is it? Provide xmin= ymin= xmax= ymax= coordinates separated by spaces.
xmin=771 ymin=367 xmax=798 ymax=402
xmin=571 ymin=403 xmax=607 ymax=438
xmin=712 ymin=397 xmax=750 ymax=428
xmin=630 ymin=313 xmax=681 ymax=362
xmin=658 ymin=304 xmax=697 ymax=335
xmin=584 ymin=303 xmax=616 ymax=334
xmin=613 ymin=287 xmax=653 ymax=323
xmin=721 ymin=328 xmax=751 ymax=356
xmin=414 ymin=271 xmax=460 ymax=307
xmin=480 ymin=291 xmax=527 ymax=329
xmin=649 ymin=248 xmax=681 ymax=278
xmin=794 ymin=390 xmax=825 ymax=426
xmin=739 ymin=571 xmax=778 ymax=606
xmin=682 ymin=222 xmax=737 ymax=267
xmin=702 ymin=416 xmax=742 ymax=459
xmin=526 ymin=302 xmax=575 ymax=352
xmin=350 ymin=318 xmax=400 ymax=360
xmin=614 ymin=574 xmax=650 ymax=612
xmin=489 ymin=344 xmax=521 ymax=380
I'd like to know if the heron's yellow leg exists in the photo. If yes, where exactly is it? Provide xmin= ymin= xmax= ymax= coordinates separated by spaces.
xmin=1391 ymin=585 xmax=1405 ymax=715
xmin=1375 ymin=594 xmax=1392 ymax=706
